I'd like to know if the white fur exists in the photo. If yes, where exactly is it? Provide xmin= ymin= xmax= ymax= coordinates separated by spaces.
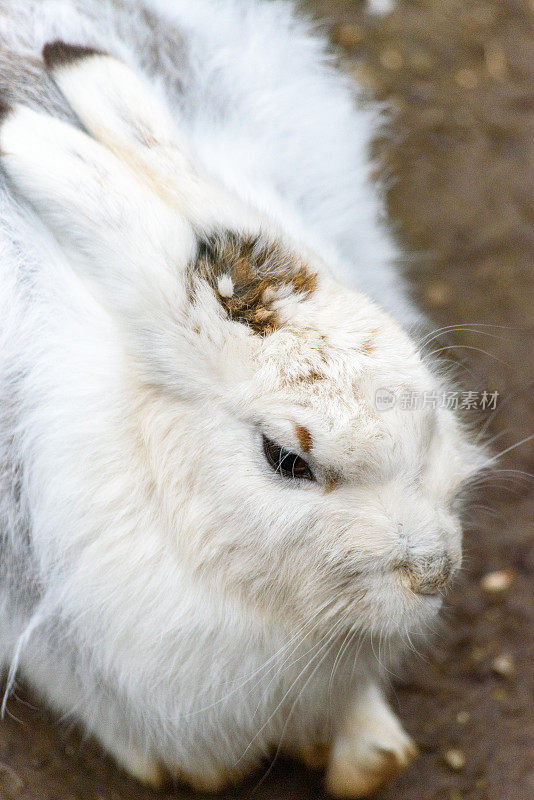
xmin=216 ymin=274 xmax=234 ymax=298
xmin=326 ymin=683 xmax=418 ymax=797
xmin=0 ymin=1 xmax=483 ymax=796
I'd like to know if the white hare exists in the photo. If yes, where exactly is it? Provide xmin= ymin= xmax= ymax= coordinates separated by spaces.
xmin=0 ymin=1 xmax=483 ymax=797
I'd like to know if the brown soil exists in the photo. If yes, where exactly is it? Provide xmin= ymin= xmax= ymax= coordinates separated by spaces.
xmin=1 ymin=2 xmax=532 ymax=799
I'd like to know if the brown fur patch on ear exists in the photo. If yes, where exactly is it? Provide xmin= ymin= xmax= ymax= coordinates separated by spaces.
xmin=192 ymin=233 xmax=317 ymax=335
xmin=43 ymin=41 xmax=105 ymax=69
xmin=295 ymin=424 xmax=313 ymax=453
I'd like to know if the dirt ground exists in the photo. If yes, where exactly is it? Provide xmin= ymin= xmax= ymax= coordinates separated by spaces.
xmin=0 ymin=1 xmax=532 ymax=799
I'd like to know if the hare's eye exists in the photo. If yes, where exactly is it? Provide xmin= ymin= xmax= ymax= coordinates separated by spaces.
xmin=262 ymin=435 xmax=314 ymax=481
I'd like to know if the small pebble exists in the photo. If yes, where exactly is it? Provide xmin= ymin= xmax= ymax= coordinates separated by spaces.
xmin=444 ymin=748 xmax=466 ymax=771
xmin=492 ymin=654 xmax=515 ymax=678
xmin=334 ymin=23 xmax=363 ymax=49
xmin=380 ymin=48 xmax=403 ymax=71
xmin=480 ymin=569 xmax=514 ymax=592
xmin=456 ymin=711 xmax=470 ymax=725
xmin=455 ymin=68 xmax=478 ymax=90
xmin=0 ymin=763 xmax=24 ymax=797
xmin=484 ymin=41 xmax=507 ymax=79
xmin=426 ymin=281 xmax=450 ymax=306
xmin=409 ymin=51 xmax=434 ymax=73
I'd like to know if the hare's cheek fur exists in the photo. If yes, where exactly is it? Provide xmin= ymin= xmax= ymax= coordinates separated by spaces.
xmin=0 ymin=2 xmax=483 ymax=798
xmin=168 ymin=410 xmax=466 ymax=638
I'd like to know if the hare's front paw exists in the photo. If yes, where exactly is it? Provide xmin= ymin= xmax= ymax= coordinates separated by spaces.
xmin=100 ymin=728 xmax=239 ymax=792
xmin=98 ymin=731 xmax=168 ymax=788
xmin=171 ymin=766 xmax=241 ymax=794
xmin=325 ymin=683 xmax=417 ymax=798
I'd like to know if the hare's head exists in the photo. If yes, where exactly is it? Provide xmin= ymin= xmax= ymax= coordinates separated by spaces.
xmin=0 ymin=44 xmax=483 ymax=640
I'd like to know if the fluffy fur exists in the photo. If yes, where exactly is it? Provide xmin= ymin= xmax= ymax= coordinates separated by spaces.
xmin=0 ymin=1 xmax=483 ymax=796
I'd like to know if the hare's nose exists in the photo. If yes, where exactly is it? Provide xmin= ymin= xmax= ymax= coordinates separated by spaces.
xmin=397 ymin=553 xmax=456 ymax=596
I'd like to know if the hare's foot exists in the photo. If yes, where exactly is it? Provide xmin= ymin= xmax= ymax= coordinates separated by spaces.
xmin=97 ymin=729 xmax=168 ymax=788
xmin=325 ymin=683 xmax=417 ymax=798
xmin=94 ymin=713 xmax=249 ymax=792
xmin=298 ymin=741 xmax=331 ymax=770
xmin=171 ymin=766 xmax=241 ymax=794
xmin=120 ymin=754 xmax=168 ymax=789
xmin=100 ymin=730 xmax=240 ymax=792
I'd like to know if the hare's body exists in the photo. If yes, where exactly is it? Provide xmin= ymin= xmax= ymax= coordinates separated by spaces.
xmin=0 ymin=1 xmax=481 ymax=796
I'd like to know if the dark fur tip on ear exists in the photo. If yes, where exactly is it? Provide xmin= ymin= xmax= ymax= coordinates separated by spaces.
xmin=42 ymin=41 xmax=105 ymax=69
xmin=0 ymin=97 xmax=12 ymax=123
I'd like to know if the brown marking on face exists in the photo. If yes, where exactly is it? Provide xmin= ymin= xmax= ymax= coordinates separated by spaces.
xmin=295 ymin=369 xmax=326 ymax=385
xmin=361 ymin=338 xmax=376 ymax=354
xmin=308 ymin=370 xmax=325 ymax=381
xmin=192 ymin=233 xmax=317 ymax=335
xmin=324 ymin=473 xmax=339 ymax=493
xmin=360 ymin=329 xmax=379 ymax=354
xmin=294 ymin=423 xmax=313 ymax=453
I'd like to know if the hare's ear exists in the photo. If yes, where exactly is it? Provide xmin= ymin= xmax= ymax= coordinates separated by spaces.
xmin=0 ymin=101 xmax=194 ymax=291
xmin=0 ymin=102 xmax=211 ymax=385
xmin=42 ymin=42 xmax=179 ymax=146
xmin=43 ymin=42 xmax=194 ymax=207
xmin=42 ymin=43 xmax=255 ymax=232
